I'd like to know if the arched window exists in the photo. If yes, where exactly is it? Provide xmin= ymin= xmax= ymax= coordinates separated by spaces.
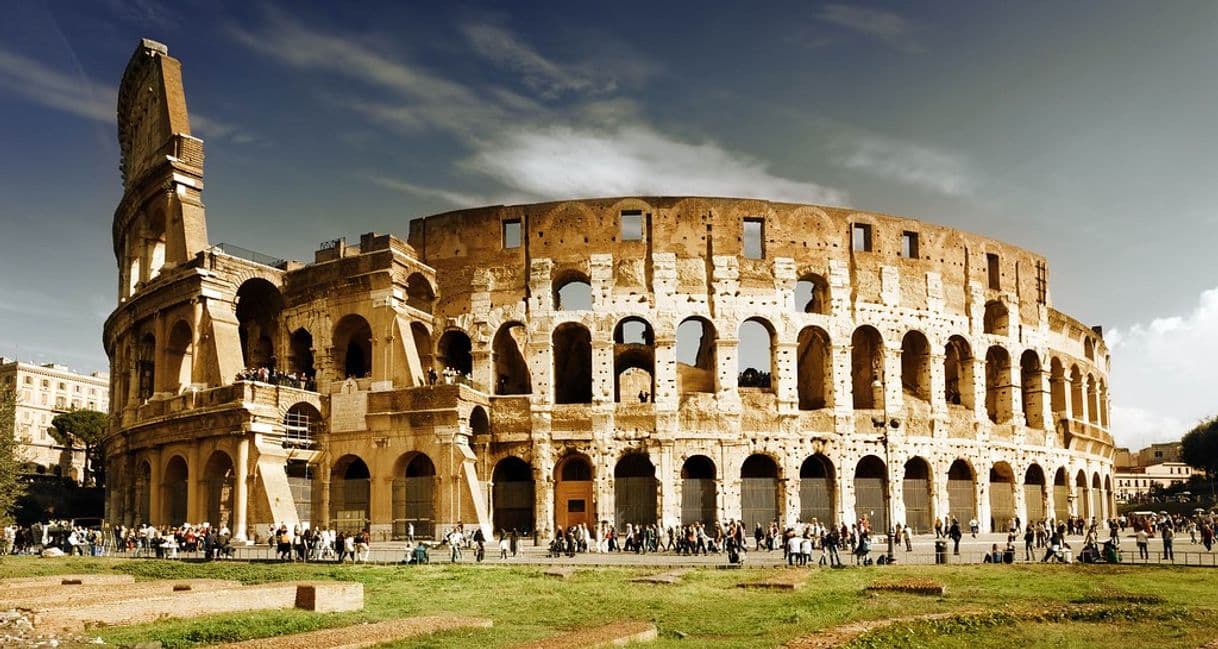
xmin=553 ymin=270 xmax=592 ymax=310
xmin=614 ymin=317 xmax=655 ymax=402
xmin=903 ymin=457 xmax=932 ymax=533
xmin=333 ymin=314 xmax=373 ymax=379
xmin=983 ymin=301 xmax=1009 ymax=336
xmin=900 ymin=331 xmax=931 ymax=403
xmin=799 ymin=454 xmax=834 ymax=525
xmin=737 ymin=318 xmax=774 ymax=389
xmin=553 ymin=323 xmax=592 ymax=404
xmin=235 ymin=279 xmax=283 ymax=369
xmin=989 ymin=462 xmax=1016 ymax=532
xmin=163 ymin=455 xmax=189 ymax=525
xmin=469 ymin=406 xmax=489 ymax=436
xmin=283 ymin=402 xmax=322 ymax=447
xmin=944 ymin=336 xmax=974 ymax=408
xmin=289 ymin=328 xmax=315 ymax=379
xmin=794 ymin=273 xmax=830 ymax=314
xmin=137 ymin=333 xmax=156 ymax=400
xmin=493 ymin=457 xmax=534 ymax=534
xmin=1069 ymin=365 xmax=1084 ymax=420
xmin=1020 ymin=350 xmax=1044 ymax=429
xmin=1049 ymin=357 xmax=1067 ymax=415
xmin=1024 ymin=464 xmax=1046 ymax=523
xmin=741 ymin=455 xmax=780 ymax=526
xmin=681 ymin=455 xmax=716 ymax=525
xmin=437 ymin=329 xmax=473 ymax=377
xmin=614 ymin=454 xmax=658 ymax=528
xmin=947 ymin=459 xmax=976 ymax=524
xmin=851 ymin=326 xmax=884 ymax=409
xmin=854 ymin=456 xmax=888 ymax=533
xmin=1086 ymin=373 xmax=1098 ymax=425
xmin=405 ymin=273 xmax=435 ymax=312
xmin=331 ymin=455 xmax=371 ymax=533
xmin=493 ymin=322 xmax=531 ymax=395
xmin=985 ymin=346 xmax=1012 ymax=423
xmin=797 ymin=326 xmax=831 ymax=410
xmin=676 ymin=317 xmax=716 ymax=394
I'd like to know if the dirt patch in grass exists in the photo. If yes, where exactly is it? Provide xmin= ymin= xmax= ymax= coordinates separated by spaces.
xmin=863 ymin=578 xmax=946 ymax=596
xmin=208 ymin=616 xmax=492 ymax=649
xmin=512 ymin=621 xmax=657 ymax=649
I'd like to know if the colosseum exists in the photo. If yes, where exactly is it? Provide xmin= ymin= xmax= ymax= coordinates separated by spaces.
xmin=102 ymin=40 xmax=1115 ymax=543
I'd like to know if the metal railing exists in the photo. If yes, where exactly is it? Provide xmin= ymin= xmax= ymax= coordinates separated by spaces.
xmin=211 ymin=243 xmax=285 ymax=268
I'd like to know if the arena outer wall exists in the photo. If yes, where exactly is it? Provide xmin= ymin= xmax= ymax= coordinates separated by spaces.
xmin=101 ymin=40 xmax=1115 ymax=543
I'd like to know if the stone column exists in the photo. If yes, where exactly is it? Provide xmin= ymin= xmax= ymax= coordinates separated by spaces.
xmin=317 ymin=455 xmax=332 ymax=529
xmin=186 ymin=443 xmax=201 ymax=524
xmin=472 ymin=349 xmax=492 ymax=395
xmin=883 ymin=344 xmax=903 ymax=414
xmin=1008 ymin=359 xmax=1025 ymax=427
xmin=783 ymin=476 xmax=800 ymax=527
xmin=652 ymin=336 xmax=678 ymax=411
xmin=716 ymin=338 xmax=740 ymax=406
xmin=148 ymin=447 xmax=163 ymax=526
xmin=591 ymin=339 xmax=614 ymax=405
xmin=831 ymin=344 xmax=853 ymax=416
xmin=929 ymin=352 xmax=947 ymax=418
xmin=774 ymin=340 xmax=799 ymax=411
xmin=234 ymin=437 xmax=250 ymax=541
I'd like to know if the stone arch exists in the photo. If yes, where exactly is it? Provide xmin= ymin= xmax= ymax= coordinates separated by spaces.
xmin=283 ymin=402 xmax=322 ymax=447
xmin=392 ymin=452 xmax=436 ymax=539
xmin=1086 ymin=373 xmax=1099 ymax=425
xmin=405 ymin=272 xmax=435 ymax=312
xmin=162 ymin=454 xmax=188 ymax=525
xmin=797 ymin=326 xmax=831 ymax=410
xmin=741 ymin=454 xmax=781 ymax=527
xmin=492 ymin=456 xmax=534 ymax=534
xmin=330 ymin=454 xmax=371 ymax=533
xmin=680 ymin=455 xmax=717 ymax=525
xmin=676 ymin=316 xmax=716 ymax=394
xmin=614 ymin=317 xmax=655 ymax=402
xmin=137 ymin=332 xmax=156 ymax=400
xmin=854 ymin=455 xmax=889 ymax=533
xmin=902 ymin=456 xmax=933 ymax=533
xmin=1069 ymin=365 xmax=1084 ymax=419
xmin=555 ymin=453 xmax=594 ymax=530
xmin=135 ymin=459 xmax=152 ymax=524
xmin=289 ymin=328 xmax=315 ymax=378
xmin=799 ymin=454 xmax=835 ymax=525
xmin=553 ymin=322 xmax=592 ymax=404
xmin=737 ymin=317 xmax=775 ymax=390
xmin=1075 ymin=469 xmax=1090 ymax=519
xmin=163 ymin=319 xmax=193 ymax=393
xmin=1053 ymin=467 xmax=1070 ymax=521
xmin=235 ymin=278 xmax=283 ymax=369
xmin=1091 ymin=471 xmax=1103 ymax=520
xmin=989 ymin=461 xmax=1016 ymax=532
xmin=1020 ymin=350 xmax=1044 ymax=429
xmin=614 ymin=453 xmax=658 ymax=528
xmin=794 ymin=273 xmax=830 ymax=314
xmin=332 ymin=314 xmax=373 ymax=379
xmin=900 ymin=330 xmax=932 ymax=403
xmin=1049 ymin=357 xmax=1067 ymax=414
xmin=1098 ymin=380 xmax=1109 ymax=428
xmin=437 ymin=328 xmax=473 ymax=377
xmin=851 ymin=326 xmax=885 ymax=410
xmin=469 ymin=405 xmax=489 ymax=436
xmin=492 ymin=322 xmax=531 ymax=395
xmin=944 ymin=335 xmax=975 ymax=408
xmin=202 ymin=450 xmax=234 ymax=528
xmin=985 ymin=346 xmax=1013 ymax=423
xmin=947 ymin=459 xmax=976 ymax=525
xmin=983 ymin=300 xmax=1009 ymax=336
xmin=553 ymin=269 xmax=592 ymax=310
xmin=1024 ymin=463 xmax=1047 ymax=523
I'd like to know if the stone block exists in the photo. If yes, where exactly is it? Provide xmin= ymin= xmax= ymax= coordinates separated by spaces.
xmin=294 ymin=581 xmax=364 ymax=613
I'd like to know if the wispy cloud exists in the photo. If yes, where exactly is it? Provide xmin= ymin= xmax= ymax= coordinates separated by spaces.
xmin=460 ymin=22 xmax=615 ymax=99
xmin=465 ymin=125 xmax=846 ymax=205
xmin=0 ymin=47 xmax=244 ymax=141
xmin=365 ymin=175 xmax=488 ymax=208
xmin=1106 ymin=286 xmax=1218 ymax=448
xmin=818 ymin=4 xmax=923 ymax=53
xmin=833 ymin=131 xmax=973 ymax=196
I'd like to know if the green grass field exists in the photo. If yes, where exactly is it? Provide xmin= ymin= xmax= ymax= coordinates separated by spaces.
xmin=2 ymin=558 xmax=1215 ymax=648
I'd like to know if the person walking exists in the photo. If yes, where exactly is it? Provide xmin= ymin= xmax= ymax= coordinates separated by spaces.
xmin=449 ymin=526 xmax=464 ymax=562
xmin=949 ymin=518 xmax=963 ymax=555
xmin=1162 ymin=524 xmax=1174 ymax=562
xmin=903 ymin=525 xmax=913 ymax=552
xmin=1024 ymin=526 xmax=1035 ymax=561
xmin=1135 ymin=526 xmax=1149 ymax=560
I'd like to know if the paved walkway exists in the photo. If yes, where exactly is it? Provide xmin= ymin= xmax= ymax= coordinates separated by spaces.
xmin=212 ymin=532 xmax=1218 ymax=568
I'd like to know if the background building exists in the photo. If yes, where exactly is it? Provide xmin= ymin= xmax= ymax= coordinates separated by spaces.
xmin=0 ymin=357 xmax=110 ymax=480
xmin=1112 ymin=442 xmax=1201 ymax=502
xmin=103 ymin=40 xmax=1116 ymax=541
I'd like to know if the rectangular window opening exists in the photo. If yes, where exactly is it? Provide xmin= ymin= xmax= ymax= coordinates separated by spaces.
xmin=901 ymin=231 xmax=919 ymax=258
xmin=567 ymin=499 xmax=586 ymax=513
xmin=502 ymin=219 xmax=522 ymax=249
xmin=743 ymin=217 xmax=764 ymax=259
xmin=620 ymin=210 xmax=644 ymax=241
xmin=987 ymin=253 xmax=1001 ymax=290
xmin=852 ymin=223 xmax=873 ymax=252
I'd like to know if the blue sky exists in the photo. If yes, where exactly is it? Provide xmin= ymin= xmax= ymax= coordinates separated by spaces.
xmin=2 ymin=1 xmax=1217 ymax=448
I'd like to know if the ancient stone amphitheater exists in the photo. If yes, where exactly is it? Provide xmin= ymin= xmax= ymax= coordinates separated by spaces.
xmin=103 ymin=40 xmax=1114 ymax=542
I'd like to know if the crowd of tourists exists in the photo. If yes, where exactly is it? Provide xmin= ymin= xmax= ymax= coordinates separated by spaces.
xmin=235 ymin=366 xmax=316 ymax=391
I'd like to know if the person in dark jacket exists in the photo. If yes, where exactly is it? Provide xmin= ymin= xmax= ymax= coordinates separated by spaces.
xmin=949 ymin=518 xmax=963 ymax=555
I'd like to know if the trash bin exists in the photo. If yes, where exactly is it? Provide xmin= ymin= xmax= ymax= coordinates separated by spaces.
xmin=935 ymin=540 xmax=948 ymax=564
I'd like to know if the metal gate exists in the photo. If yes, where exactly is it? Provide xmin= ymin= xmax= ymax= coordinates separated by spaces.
xmin=853 ymin=477 xmax=887 ymax=533
xmin=741 ymin=478 xmax=778 ymax=527
xmin=615 ymin=476 xmax=658 ymax=529
xmin=332 ymin=478 xmax=370 ymax=533
xmin=681 ymin=478 xmax=716 ymax=525
xmin=166 ymin=483 xmax=187 ymax=525
xmin=903 ymin=478 xmax=931 ymax=533
xmin=392 ymin=476 xmax=434 ymax=539
xmin=1054 ymin=485 xmax=1069 ymax=521
xmin=947 ymin=479 xmax=975 ymax=525
xmin=1024 ymin=484 xmax=1045 ymax=523
xmin=493 ymin=479 xmax=534 ymax=534
xmin=205 ymin=477 xmax=233 ymax=528
xmin=800 ymin=477 xmax=833 ymax=525
xmin=287 ymin=475 xmax=312 ymax=525
xmin=990 ymin=483 xmax=1014 ymax=532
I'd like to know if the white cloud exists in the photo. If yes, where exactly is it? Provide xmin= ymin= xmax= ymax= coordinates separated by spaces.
xmin=0 ymin=47 xmax=242 ymax=141
xmin=835 ymin=132 xmax=973 ymax=196
xmin=1107 ymin=286 xmax=1218 ymax=448
xmin=818 ymin=4 xmax=923 ymax=53
xmin=365 ymin=175 xmax=488 ymax=208
xmin=465 ymin=125 xmax=847 ymax=205
xmin=461 ymin=23 xmax=615 ymax=99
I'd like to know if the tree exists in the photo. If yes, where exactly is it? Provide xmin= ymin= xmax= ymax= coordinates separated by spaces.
xmin=1181 ymin=416 xmax=1218 ymax=499
xmin=49 ymin=409 xmax=108 ymax=486
xmin=0 ymin=389 xmax=25 ymax=524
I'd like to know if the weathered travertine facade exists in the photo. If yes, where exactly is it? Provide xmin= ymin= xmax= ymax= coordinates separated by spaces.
xmin=103 ymin=40 xmax=1115 ymax=542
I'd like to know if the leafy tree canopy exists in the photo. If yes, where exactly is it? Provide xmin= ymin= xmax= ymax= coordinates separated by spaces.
xmin=0 ymin=389 xmax=25 ymax=524
xmin=1181 ymin=416 xmax=1218 ymax=475
xmin=49 ymin=409 xmax=108 ymax=486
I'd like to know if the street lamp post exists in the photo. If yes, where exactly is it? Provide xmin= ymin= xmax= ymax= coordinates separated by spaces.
xmin=873 ymin=416 xmax=899 ymax=564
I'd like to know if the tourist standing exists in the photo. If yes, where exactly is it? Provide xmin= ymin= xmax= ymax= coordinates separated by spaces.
xmin=949 ymin=518 xmax=963 ymax=555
